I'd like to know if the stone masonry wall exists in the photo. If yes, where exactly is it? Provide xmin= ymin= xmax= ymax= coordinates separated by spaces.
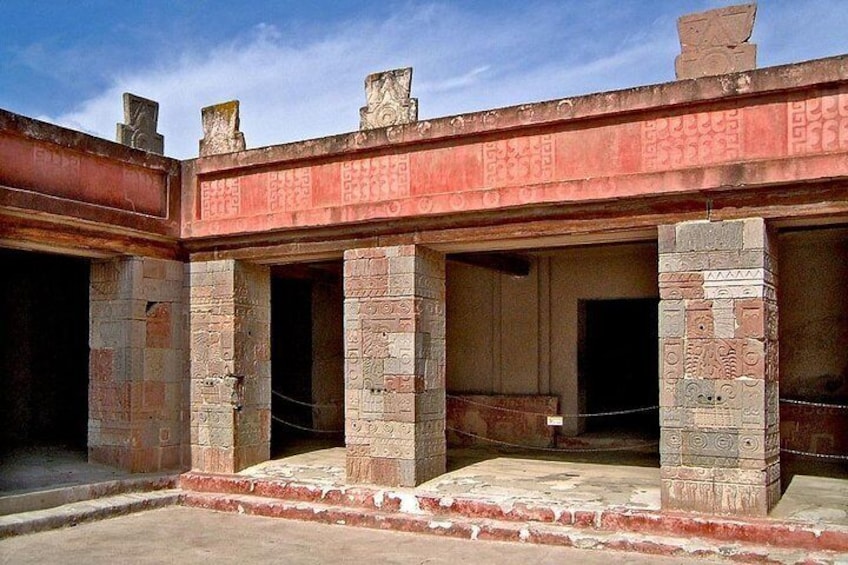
xmin=89 ymin=257 xmax=186 ymax=472
xmin=189 ymin=260 xmax=270 ymax=474
xmin=658 ymin=218 xmax=779 ymax=516
xmin=344 ymin=245 xmax=446 ymax=487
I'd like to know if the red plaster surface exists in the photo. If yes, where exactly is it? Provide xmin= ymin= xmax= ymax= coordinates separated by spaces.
xmin=446 ymin=394 xmax=558 ymax=448
xmin=183 ymin=83 xmax=848 ymax=239
xmin=179 ymin=472 xmax=848 ymax=554
xmin=0 ymin=132 xmax=167 ymax=217
xmin=780 ymin=403 xmax=848 ymax=456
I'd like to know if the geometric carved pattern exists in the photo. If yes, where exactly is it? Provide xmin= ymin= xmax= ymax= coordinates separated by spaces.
xmin=643 ymin=110 xmax=742 ymax=170
xmin=343 ymin=245 xmax=446 ymax=487
xmin=658 ymin=218 xmax=779 ymax=517
xmin=483 ymin=135 xmax=554 ymax=188
xmin=116 ymin=92 xmax=164 ymax=155
xmin=33 ymin=145 xmax=81 ymax=177
xmin=788 ymin=90 xmax=848 ymax=155
xmin=268 ymin=169 xmax=312 ymax=212
xmin=685 ymin=340 xmax=739 ymax=379
xmin=342 ymin=154 xmax=410 ymax=204
xmin=359 ymin=67 xmax=418 ymax=131
xmin=675 ymin=3 xmax=757 ymax=80
xmin=200 ymin=178 xmax=240 ymax=219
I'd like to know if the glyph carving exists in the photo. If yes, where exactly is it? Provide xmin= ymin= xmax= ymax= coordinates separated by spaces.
xmin=116 ymin=93 xmax=164 ymax=154
xmin=360 ymin=67 xmax=418 ymax=130
xmin=199 ymin=100 xmax=246 ymax=156
xmin=675 ymin=3 xmax=757 ymax=79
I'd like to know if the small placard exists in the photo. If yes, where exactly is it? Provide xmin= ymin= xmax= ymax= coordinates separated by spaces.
xmin=546 ymin=415 xmax=564 ymax=426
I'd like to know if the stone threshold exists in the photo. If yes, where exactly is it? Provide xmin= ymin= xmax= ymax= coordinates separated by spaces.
xmin=179 ymin=471 xmax=848 ymax=557
xmin=1 ymin=472 xmax=845 ymax=563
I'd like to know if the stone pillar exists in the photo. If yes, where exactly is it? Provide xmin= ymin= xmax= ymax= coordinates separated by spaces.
xmin=344 ymin=245 xmax=446 ymax=487
xmin=89 ymin=257 xmax=186 ymax=472
xmin=188 ymin=260 xmax=270 ymax=474
xmin=658 ymin=218 xmax=779 ymax=516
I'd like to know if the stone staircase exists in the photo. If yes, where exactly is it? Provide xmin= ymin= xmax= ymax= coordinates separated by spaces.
xmin=0 ymin=475 xmax=180 ymax=538
xmin=178 ymin=472 xmax=848 ymax=564
xmin=3 ymin=470 xmax=848 ymax=563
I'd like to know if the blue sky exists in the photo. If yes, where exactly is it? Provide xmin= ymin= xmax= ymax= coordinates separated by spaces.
xmin=1 ymin=1 xmax=846 ymax=159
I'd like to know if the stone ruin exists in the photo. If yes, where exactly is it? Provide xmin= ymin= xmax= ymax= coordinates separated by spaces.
xmin=359 ymin=67 xmax=418 ymax=130
xmin=675 ymin=3 xmax=757 ymax=79
xmin=199 ymin=100 xmax=246 ymax=157
xmin=116 ymin=92 xmax=164 ymax=154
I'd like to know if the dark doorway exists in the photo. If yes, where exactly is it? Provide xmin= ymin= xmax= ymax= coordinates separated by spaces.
xmin=0 ymin=248 xmax=90 ymax=455
xmin=579 ymin=298 xmax=659 ymax=435
xmin=270 ymin=277 xmax=314 ymax=455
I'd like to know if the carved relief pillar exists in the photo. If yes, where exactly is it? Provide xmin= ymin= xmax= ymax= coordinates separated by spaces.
xmin=344 ymin=245 xmax=446 ymax=487
xmin=89 ymin=257 xmax=186 ymax=472
xmin=188 ymin=260 xmax=270 ymax=473
xmin=658 ymin=218 xmax=779 ymax=516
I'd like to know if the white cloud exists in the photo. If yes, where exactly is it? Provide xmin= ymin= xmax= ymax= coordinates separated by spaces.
xmin=38 ymin=1 xmax=848 ymax=159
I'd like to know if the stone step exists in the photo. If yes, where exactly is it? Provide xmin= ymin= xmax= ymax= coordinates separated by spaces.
xmin=0 ymin=489 xmax=181 ymax=539
xmin=181 ymin=491 xmax=841 ymax=564
xmin=0 ymin=474 xmax=178 ymax=516
xmin=178 ymin=472 xmax=848 ymax=555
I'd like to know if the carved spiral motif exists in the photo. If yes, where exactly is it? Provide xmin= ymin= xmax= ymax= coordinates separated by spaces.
xmin=690 ymin=433 xmax=708 ymax=449
xmin=715 ymin=433 xmax=734 ymax=451
xmin=665 ymin=431 xmax=682 ymax=447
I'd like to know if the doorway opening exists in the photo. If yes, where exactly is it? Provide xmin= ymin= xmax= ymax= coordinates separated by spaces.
xmin=270 ymin=263 xmax=344 ymax=458
xmin=778 ymin=226 xmax=848 ymax=486
xmin=579 ymin=298 xmax=659 ymax=436
xmin=0 ymin=248 xmax=91 ymax=492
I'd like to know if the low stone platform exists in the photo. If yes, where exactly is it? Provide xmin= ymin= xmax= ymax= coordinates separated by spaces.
xmin=177 ymin=448 xmax=848 ymax=561
xmin=3 ymin=446 xmax=847 ymax=561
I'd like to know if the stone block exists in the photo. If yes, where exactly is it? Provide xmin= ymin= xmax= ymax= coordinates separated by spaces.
xmin=199 ymin=100 xmax=246 ymax=157
xmin=662 ymin=477 xmax=715 ymax=513
xmin=657 ymin=224 xmax=676 ymax=253
xmin=683 ymin=338 xmax=764 ymax=380
xmin=660 ymin=338 xmax=684 ymax=380
xmin=360 ymin=67 xmax=418 ymax=131
xmin=712 ymin=482 xmax=772 ymax=517
xmin=658 ymin=271 xmax=704 ymax=299
xmin=674 ymin=221 xmax=744 ymax=253
xmin=675 ymin=3 xmax=757 ymax=80
xmin=116 ymin=92 xmax=164 ymax=154
xmin=659 ymin=300 xmax=684 ymax=338
xmin=658 ymin=252 xmax=709 ymax=273
xmin=685 ymin=301 xmax=714 ymax=338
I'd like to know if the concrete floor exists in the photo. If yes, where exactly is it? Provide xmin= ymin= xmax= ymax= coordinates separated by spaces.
xmin=0 ymin=447 xmax=131 ymax=494
xmin=0 ymin=506 xmax=719 ymax=565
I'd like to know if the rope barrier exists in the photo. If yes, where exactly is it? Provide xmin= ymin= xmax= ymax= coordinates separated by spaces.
xmin=446 ymin=394 xmax=658 ymax=418
xmin=781 ymin=448 xmax=848 ymax=461
xmin=779 ymin=398 xmax=848 ymax=410
xmin=272 ymin=390 xmax=342 ymax=410
xmin=271 ymin=415 xmax=343 ymax=434
xmin=447 ymin=427 xmax=659 ymax=453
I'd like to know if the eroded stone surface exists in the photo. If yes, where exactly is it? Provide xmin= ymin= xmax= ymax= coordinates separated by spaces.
xmin=343 ymin=245 xmax=446 ymax=487
xmin=199 ymin=101 xmax=246 ymax=157
xmin=675 ymin=3 xmax=757 ymax=79
xmin=360 ymin=67 xmax=418 ymax=130
xmin=658 ymin=218 xmax=779 ymax=517
xmin=116 ymin=93 xmax=164 ymax=154
xmin=89 ymin=257 xmax=186 ymax=472
xmin=188 ymin=260 xmax=270 ymax=473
